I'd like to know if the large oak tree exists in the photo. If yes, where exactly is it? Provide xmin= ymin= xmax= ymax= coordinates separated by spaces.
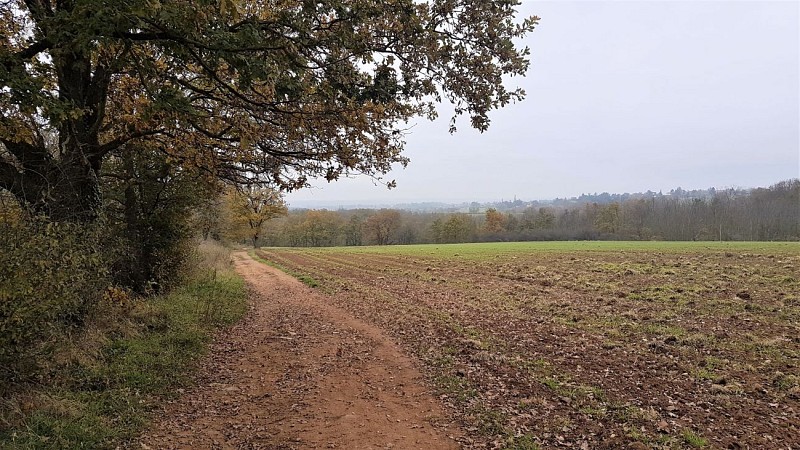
xmin=1 ymin=0 xmax=537 ymax=221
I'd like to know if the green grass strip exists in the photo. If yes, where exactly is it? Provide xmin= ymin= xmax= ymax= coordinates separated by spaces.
xmin=250 ymin=249 xmax=320 ymax=288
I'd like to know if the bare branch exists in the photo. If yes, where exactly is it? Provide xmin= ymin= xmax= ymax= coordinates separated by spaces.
xmin=95 ymin=129 xmax=166 ymax=159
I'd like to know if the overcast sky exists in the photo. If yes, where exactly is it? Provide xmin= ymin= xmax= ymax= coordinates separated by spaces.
xmin=287 ymin=0 xmax=799 ymax=208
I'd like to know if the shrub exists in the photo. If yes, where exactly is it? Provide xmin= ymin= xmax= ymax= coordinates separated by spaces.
xmin=102 ymin=150 xmax=217 ymax=295
xmin=0 ymin=217 xmax=110 ymax=388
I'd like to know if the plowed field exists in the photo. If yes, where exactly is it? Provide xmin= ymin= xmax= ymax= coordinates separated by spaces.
xmin=255 ymin=242 xmax=799 ymax=449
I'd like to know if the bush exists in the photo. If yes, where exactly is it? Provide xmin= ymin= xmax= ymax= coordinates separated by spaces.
xmin=110 ymin=211 xmax=195 ymax=295
xmin=102 ymin=150 xmax=217 ymax=295
xmin=0 ymin=217 xmax=110 ymax=388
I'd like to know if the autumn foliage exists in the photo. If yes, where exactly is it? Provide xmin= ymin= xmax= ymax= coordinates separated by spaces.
xmin=1 ymin=0 xmax=537 ymax=220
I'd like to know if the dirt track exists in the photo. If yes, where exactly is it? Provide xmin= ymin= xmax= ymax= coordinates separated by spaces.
xmin=139 ymin=252 xmax=460 ymax=449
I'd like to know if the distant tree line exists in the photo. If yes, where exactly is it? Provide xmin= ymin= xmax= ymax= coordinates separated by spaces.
xmin=252 ymin=180 xmax=799 ymax=246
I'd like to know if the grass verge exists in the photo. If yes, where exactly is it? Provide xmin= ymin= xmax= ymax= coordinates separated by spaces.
xmin=0 ymin=241 xmax=248 ymax=449
xmin=250 ymin=249 xmax=319 ymax=288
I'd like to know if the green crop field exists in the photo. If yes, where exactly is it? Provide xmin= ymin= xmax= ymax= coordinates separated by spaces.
xmin=255 ymin=241 xmax=799 ymax=449
xmin=274 ymin=240 xmax=798 ymax=256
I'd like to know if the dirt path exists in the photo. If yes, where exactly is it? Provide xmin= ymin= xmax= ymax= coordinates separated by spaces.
xmin=139 ymin=252 xmax=460 ymax=449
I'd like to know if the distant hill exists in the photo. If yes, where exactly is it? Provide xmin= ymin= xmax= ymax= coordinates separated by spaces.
xmin=290 ymin=182 xmax=785 ymax=214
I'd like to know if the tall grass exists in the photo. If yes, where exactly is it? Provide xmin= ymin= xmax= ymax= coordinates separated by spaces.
xmin=0 ymin=240 xmax=248 ymax=449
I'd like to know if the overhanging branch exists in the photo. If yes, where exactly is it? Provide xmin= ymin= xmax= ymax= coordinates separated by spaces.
xmin=14 ymin=39 xmax=52 ymax=60
xmin=0 ymin=136 xmax=52 ymax=170
xmin=95 ymin=129 xmax=166 ymax=159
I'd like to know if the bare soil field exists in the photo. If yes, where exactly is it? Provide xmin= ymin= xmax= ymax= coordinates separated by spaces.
xmin=255 ymin=242 xmax=799 ymax=449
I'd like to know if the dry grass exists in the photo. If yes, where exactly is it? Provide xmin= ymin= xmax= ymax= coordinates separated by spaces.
xmin=195 ymin=239 xmax=235 ymax=279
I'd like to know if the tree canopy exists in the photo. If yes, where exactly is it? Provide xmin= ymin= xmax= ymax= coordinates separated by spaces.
xmin=0 ymin=0 xmax=537 ymax=221
xmin=224 ymin=184 xmax=287 ymax=247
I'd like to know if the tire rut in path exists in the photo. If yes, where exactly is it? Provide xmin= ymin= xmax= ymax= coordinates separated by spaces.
xmin=139 ymin=252 xmax=460 ymax=449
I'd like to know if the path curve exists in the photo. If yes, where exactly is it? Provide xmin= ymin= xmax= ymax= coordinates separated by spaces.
xmin=139 ymin=251 xmax=460 ymax=449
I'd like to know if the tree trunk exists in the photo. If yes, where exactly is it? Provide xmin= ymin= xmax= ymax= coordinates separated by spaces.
xmin=0 ymin=150 xmax=101 ymax=223
xmin=122 ymin=165 xmax=148 ymax=292
xmin=0 ymin=37 xmax=110 ymax=222
xmin=1 ymin=49 xmax=107 ymax=222
xmin=40 ymin=159 xmax=102 ymax=222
